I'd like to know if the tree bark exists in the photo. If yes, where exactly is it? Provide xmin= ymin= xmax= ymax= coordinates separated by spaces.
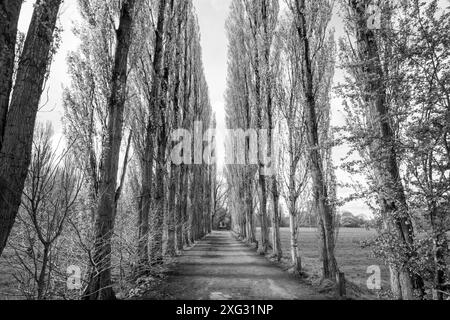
xmin=176 ymin=164 xmax=186 ymax=250
xmin=83 ymin=0 xmax=137 ymax=300
xmin=245 ymin=181 xmax=256 ymax=243
xmin=0 ymin=0 xmax=62 ymax=258
xmin=271 ymin=179 xmax=282 ymax=260
xmin=289 ymin=212 xmax=301 ymax=273
xmin=0 ymin=0 xmax=22 ymax=148
xmin=137 ymin=131 xmax=153 ymax=274
xmin=37 ymin=245 xmax=50 ymax=300
xmin=166 ymin=163 xmax=178 ymax=257
xmin=150 ymin=130 xmax=166 ymax=263
xmin=288 ymin=128 xmax=302 ymax=272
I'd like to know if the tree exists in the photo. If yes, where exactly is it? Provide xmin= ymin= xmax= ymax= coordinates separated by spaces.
xmin=0 ymin=0 xmax=23 ymax=148
xmin=243 ymin=0 xmax=273 ymax=254
xmin=8 ymin=123 xmax=82 ymax=299
xmin=399 ymin=0 xmax=449 ymax=300
xmin=166 ymin=0 xmax=189 ymax=257
xmin=288 ymin=0 xmax=340 ymax=281
xmin=135 ymin=0 xmax=168 ymax=270
xmin=0 ymin=0 xmax=62 ymax=258
xmin=338 ymin=0 xmax=428 ymax=299
xmin=276 ymin=13 xmax=310 ymax=272
xmin=83 ymin=0 xmax=138 ymax=300
xmin=261 ymin=0 xmax=282 ymax=261
xmin=225 ymin=0 xmax=258 ymax=245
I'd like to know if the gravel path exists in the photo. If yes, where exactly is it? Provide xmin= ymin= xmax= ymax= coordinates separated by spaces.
xmin=145 ymin=231 xmax=328 ymax=300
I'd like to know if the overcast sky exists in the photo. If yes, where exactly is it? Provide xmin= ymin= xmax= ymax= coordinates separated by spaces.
xmin=17 ymin=0 xmax=370 ymax=216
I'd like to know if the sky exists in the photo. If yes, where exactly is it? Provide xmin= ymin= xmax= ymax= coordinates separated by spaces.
xmin=17 ymin=0 xmax=370 ymax=217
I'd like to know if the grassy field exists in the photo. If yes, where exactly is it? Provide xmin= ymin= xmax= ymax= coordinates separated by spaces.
xmin=256 ymin=228 xmax=390 ymax=294
xmin=0 ymin=249 xmax=21 ymax=300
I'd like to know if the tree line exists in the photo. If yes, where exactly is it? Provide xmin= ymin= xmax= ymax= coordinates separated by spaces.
xmin=225 ymin=0 xmax=449 ymax=300
xmin=0 ymin=0 xmax=215 ymax=300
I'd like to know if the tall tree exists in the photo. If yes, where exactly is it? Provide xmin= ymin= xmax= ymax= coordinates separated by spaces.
xmin=339 ymin=0 xmax=425 ymax=299
xmin=277 ymin=14 xmax=309 ymax=273
xmin=261 ymin=0 xmax=282 ymax=261
xmin=288 ymin=0 xmax=339 ymax=280
xmin=146 ymin=0 xmax=168 ymax=264
xmin=243 ymin=0 xmax=271 ymax=254
xmin=83 ymin=0 xmax=138 ymax=300
xmin=400 ymin=0 xmax=449 ymax=299
xmin=0 ymin=0 xmax=23 ymax=148
xmin=0 ymin=0 xmax=62 ymax=258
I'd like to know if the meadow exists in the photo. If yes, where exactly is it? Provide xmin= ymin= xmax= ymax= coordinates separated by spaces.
xmin=256 ymin=228 xmax=390 ymax=295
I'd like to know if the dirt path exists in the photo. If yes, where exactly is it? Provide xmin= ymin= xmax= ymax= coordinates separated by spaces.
xmin=145 ymin=231 xmax=327 ymax=300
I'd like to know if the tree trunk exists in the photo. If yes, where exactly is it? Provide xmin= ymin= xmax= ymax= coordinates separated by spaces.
xmin=137 ymin=131 xmax=153 ymax=275
xmin=0 ymin=0 xmax=22 ymax=148
xmin=37 ymin=245 xmax=50 ymax=300
xmin=150 ymin=131 xmax=166 ymax=263
xmin=271 ymin=179 xmax=282 ymax=261
xmin=179 ymin=164 xmax=190 ymax=247
xmin=166 ymin=162 xmax=178 ymax=257
xmin=189 ymin=172 xmax=195 ymax=243
xmin=318 ymin=217 xmax=331 ymax=279
xmin=83 ymin=0 xmax=137 ymax=300
xmin=209 ymin=165 xmax=216 ymax=234
xmin=182 ymin=165 xmax=191 ymax=246
xmin=246 ymin=182 xmax=256 ymax=244
xmin=289 ymin=212 xmax=301 ymax=273
xmin=288 ymin=130 xmax=302 ymax=272
xmin=176 ymin=164 xmax=185 ymax=251
xmin=0 ymin=0 xmax=62 ymax=258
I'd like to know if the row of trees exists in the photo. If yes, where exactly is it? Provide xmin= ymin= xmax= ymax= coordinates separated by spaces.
xmin=0 ymin=0 xmax=216 ymax=300
xmin=225 ymin=0 xmax=339 ymax=283
xmin=339 ymin=0 xmax=449 ymax=300
xmin=225 ymin=0 xmax=449 ymax=300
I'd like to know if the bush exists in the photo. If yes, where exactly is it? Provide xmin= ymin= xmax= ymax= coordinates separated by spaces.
xmin=339 ymin=212 xmax=367 ymax=228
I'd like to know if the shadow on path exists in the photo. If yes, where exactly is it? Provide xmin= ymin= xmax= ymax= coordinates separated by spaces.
xmin=143 ymin=231 xmax=328 ymax=300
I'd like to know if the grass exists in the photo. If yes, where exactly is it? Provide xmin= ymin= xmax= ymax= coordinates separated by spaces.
xmin=256 ymin=227 xmax=390 ymax=295
xmin=0 ymin=249 xmax=21 ymax=300
xmin=1 ymin=227 xmax=387 ymax=299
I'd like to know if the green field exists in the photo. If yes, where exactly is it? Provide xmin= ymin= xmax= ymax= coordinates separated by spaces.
xmin=256 ymin=228 xmax=390 ymax=294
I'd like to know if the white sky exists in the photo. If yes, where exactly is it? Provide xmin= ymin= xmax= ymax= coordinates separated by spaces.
xmin=17 ymin=0 xmax=370 ymax=216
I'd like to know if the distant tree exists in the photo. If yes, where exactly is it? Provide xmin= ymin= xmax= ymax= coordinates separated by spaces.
xmin=339 ymin=212 xmax=365 ymax=228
